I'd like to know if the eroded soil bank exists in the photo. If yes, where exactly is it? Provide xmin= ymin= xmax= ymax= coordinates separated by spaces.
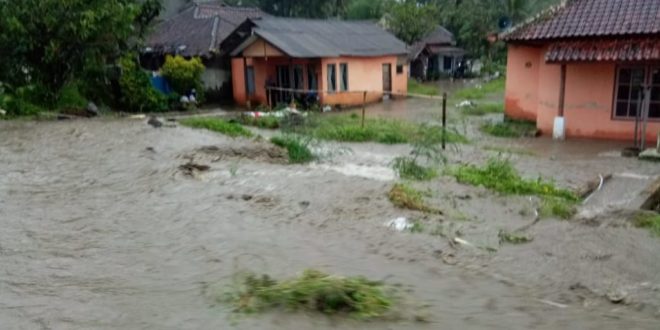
xmin=1 ymin=118 xmax=659 ymax=329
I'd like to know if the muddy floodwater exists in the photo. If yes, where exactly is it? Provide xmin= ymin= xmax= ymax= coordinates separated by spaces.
xmin=1 ymin=117 xmax=659 ymax=329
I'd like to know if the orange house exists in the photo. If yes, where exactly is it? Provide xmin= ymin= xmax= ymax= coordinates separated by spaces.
xmin=221 ymin=17 xmax=409 ymax=107
xmin=502 ymin=0 xmax=660 ymax=144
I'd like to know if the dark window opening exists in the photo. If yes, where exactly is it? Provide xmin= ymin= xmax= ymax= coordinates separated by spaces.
xmin=339 ymin=63 xmax=348 ymax=92
xmin=396 ymin=65 xmax=404 ymax=74
xmin=443 ymin=56 xmax=453 ymax=71
xmin=327 ymin=64 xmax=336 ymax=93
xmin=307 ymin=65 xmax=318 ymax=90
xmin=293 ymin=65 xmax=304 ymax=90
xmin=614 ymin=67 xmax=660 ymax=119
xmin=246 ymin=66 xmax=255 ymax=96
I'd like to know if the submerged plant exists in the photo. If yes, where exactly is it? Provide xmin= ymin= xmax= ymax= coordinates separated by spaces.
xmin=633 ymin=212 xmax=660 ymax=237
xmin=388 ymin=183 xmax=441 ymax=214
xmin=224 ymin=269 xmax=395 ymax=319
xmin=498 ymin=230 xmax=533 ymax=245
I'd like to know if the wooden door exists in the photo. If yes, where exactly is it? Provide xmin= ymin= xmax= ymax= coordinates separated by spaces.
xmin=382 ymin=64 xmax=392 ymax=93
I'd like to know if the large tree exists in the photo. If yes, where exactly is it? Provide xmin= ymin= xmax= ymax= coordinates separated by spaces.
xmin=384 ymin=0 xmax=439 ymax=44
xmin=0 ymin=0 xmax=160 ymax=99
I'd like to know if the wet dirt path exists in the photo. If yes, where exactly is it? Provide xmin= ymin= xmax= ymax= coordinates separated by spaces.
xmin=0 ymin=119 xmax=658 ymax=329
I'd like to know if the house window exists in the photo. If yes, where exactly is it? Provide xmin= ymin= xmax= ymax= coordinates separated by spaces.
xmin=327 ymin=64 xmax=336 ymax=92
xmin=293 ymin=65 xmax=304 ymax=90
xmin=614 ymin=66 xmax=660 ymax=119
xmin=339 ymin=63 xmax=348 ymax=91
xmin=308 ymin=65 xmax=318 ymax=90
xmin=246 ymin=66 xmax=256 ymax=96
xmin=396 ymin=65 xmax=404 ymax=74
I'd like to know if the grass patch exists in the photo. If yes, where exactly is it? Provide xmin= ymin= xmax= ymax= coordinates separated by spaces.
xmin=408 ymin=80 xmax=439 ymax=96
xmin=498 ymin=230 xmax=533 ymax=244
xmin=240 ymin=115 xmax=281 ymax=129
xmin=450 ymin=158 xmax=579 ymax=201
xmin=481 ymin=119 xmax=537 ymax=138
xmin=271 ymin=135 xmax=315 ymax=164
xmin=388 ymin=183 xmax=440 ymax=214
xmin=633 ymin=212 xmax=660 ymax=236
xmin=392 ymin=157 xmax=437 ymax=181
xmin=180 ymin=117 xmax=253 ymax=138
xmin=299 ymin=115 xmax=467 ymax=145
xmin=453 ymin=78 xmax=505 ymax=101
xmin=539 ymin=197 xmax=577 ymax=220
xmin=225 ymin=269 xmax=394 ymax=319
xmin=461 ymin=103 xmax=503 ymax=116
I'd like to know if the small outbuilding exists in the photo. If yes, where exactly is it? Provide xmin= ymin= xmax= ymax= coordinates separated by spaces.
xmin=502 ymin=0 xmax=660 ymax=142
xmin=222 ymin=17 xmax=409 ymax=107
xmin=409 ymin=26 xmax=467 ymax=80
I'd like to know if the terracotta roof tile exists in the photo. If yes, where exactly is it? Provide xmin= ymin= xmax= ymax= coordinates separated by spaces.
xmin=504 ymin=0 xmax=660 ymax=41
xmin=545 ymin=38 xmax=660 ymax=62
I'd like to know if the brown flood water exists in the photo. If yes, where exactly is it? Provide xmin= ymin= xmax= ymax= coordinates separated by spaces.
xmin=1 ymin=119 xmax=659 ymax=329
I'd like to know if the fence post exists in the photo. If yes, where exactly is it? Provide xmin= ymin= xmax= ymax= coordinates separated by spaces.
xmin=362 ymin=91 xmax=367 ymax=128
xmin=442 ymin=92 xmax=447 ymax=150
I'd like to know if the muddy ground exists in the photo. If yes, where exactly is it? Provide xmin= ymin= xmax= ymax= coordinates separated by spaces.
xmin=1 ymin=102 xmax=659 ymax=329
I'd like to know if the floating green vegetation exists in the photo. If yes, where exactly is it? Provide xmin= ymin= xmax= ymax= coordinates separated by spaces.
xmin=224 ymin=269 xmax=394 ymax=319
xmin=539 ymin=196 xmax=577 ymax=220
xmin=498 ymin=230 xmax=533 ymax=244
xmin=180 ymin=117 xmax=253 ymax=138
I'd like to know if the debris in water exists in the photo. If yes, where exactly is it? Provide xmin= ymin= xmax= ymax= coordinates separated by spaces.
xmin=607 ymin=289 xmax=628 ymax=304
xmin=129 ymin=114 xmax=147 ymax=120
xmin=537 ymin=299 xmax=568 ymax=309
xmin=179 ymin=162 xmax=211 ymax=176
xmin=148 ymin=116 xmax=164 ymax=128
xmin=386 ymin=217 xmax=413 ymax=231
xmin=453 ymin=237 xmax=474 ymax=247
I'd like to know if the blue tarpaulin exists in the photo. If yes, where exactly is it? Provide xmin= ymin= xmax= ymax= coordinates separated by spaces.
xmin=151 ymin=76 xmax=172 ymax=94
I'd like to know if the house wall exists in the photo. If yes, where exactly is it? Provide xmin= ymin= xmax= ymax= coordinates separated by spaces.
xmin=232 ymin=54 xmax=408 ymax=107
xmin=320 ymin=56 xmax=408 ymax=106
xmin=504 ymin=44 xmax=660 ymax=141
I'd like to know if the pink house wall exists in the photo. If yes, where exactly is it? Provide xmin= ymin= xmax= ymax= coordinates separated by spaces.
xmin=505 ymin=45 xmax=660 ymax=141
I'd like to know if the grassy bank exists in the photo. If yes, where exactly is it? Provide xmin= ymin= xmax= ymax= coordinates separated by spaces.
xmin=180 ymin=117 xmax=253 ymax=138
xmin=271 ymin=135 xmax=315 ymax=164
xmin=461 ymin=103 xmax=503 ymax=116
xmin=408 ymin=80 xmax=439 ymax=96
xmin=481 ymin=119 xmax=537 ymax=138
xmin=453 ymin=78 xmax=505 ymax=101
xmin=301 ymin=114 xmax=467 ymax=145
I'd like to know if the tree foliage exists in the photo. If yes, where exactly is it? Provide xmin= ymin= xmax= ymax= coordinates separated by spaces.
xmin=384 ymin=0 xmax=438 ymax=44
xmin=0 ymin=0 xmax=160 ymax=101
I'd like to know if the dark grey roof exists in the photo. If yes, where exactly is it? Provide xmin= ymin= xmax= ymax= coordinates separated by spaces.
xmin=146 ymin=2 xmax=266 ymax=57
xmin=233 ymin=17 xmax=408 ymax=58
xmin=408 ymin=25 xmax=458 ymax=61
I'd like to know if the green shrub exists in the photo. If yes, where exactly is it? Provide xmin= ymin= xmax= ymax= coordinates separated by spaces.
xmin=161 ymin=55 xmax=205 ymax=100
xmin=539 ymin=197 xmax=577 ymax=220
xmin=450 ymin=158 xmax=578 ymax=201
xmin=119 ymin=55 xmax=168 ymax=113
xmin=180 ymin=117 xmax=253 ymax=138
xmin=271 ymin=135 xmax=315 ymax=164
xmin=225 ymin=269 xmax=394 ymax=319
xmin=56 ymin=82 xmax=87 ymax=112
xmin=0 ymin=84 xmax=46 ymax=117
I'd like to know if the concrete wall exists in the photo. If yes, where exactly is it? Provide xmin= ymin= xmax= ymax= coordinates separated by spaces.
xmin=505 ymin=44 xmax=660 ymax=141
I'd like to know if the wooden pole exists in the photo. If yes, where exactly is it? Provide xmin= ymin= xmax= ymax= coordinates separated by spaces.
xmin=362 ymin=91 xmax=367 ymax=128
xmin=442 ymin=92 xmax=447 ymax=150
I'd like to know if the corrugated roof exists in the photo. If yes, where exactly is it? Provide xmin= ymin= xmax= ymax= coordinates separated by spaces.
xmin=146 ymin=2 xmax=265 ymax=57
xmin=503 ymin=0 xmax=660 ymax=42
xmin=546 ymin=38 xmax=660 ymax=62
xmin=408 ymin=25 xmax=459 ymax=61
xmin=236 ymin=17 xmax=408 ymax=58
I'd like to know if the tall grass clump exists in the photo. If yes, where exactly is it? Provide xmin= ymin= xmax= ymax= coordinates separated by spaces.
xmin=461 ymin=103 xmax=503 ymax=116
xmin=224 ymin=269 xmax=394 ymax=319
xmin=388 ymin=183 xmax=441 ymax=214
xmin=271 ymin=135 xmax=315 ymax=164
xmin=180 ymin=117 xmax=253 ymax=138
